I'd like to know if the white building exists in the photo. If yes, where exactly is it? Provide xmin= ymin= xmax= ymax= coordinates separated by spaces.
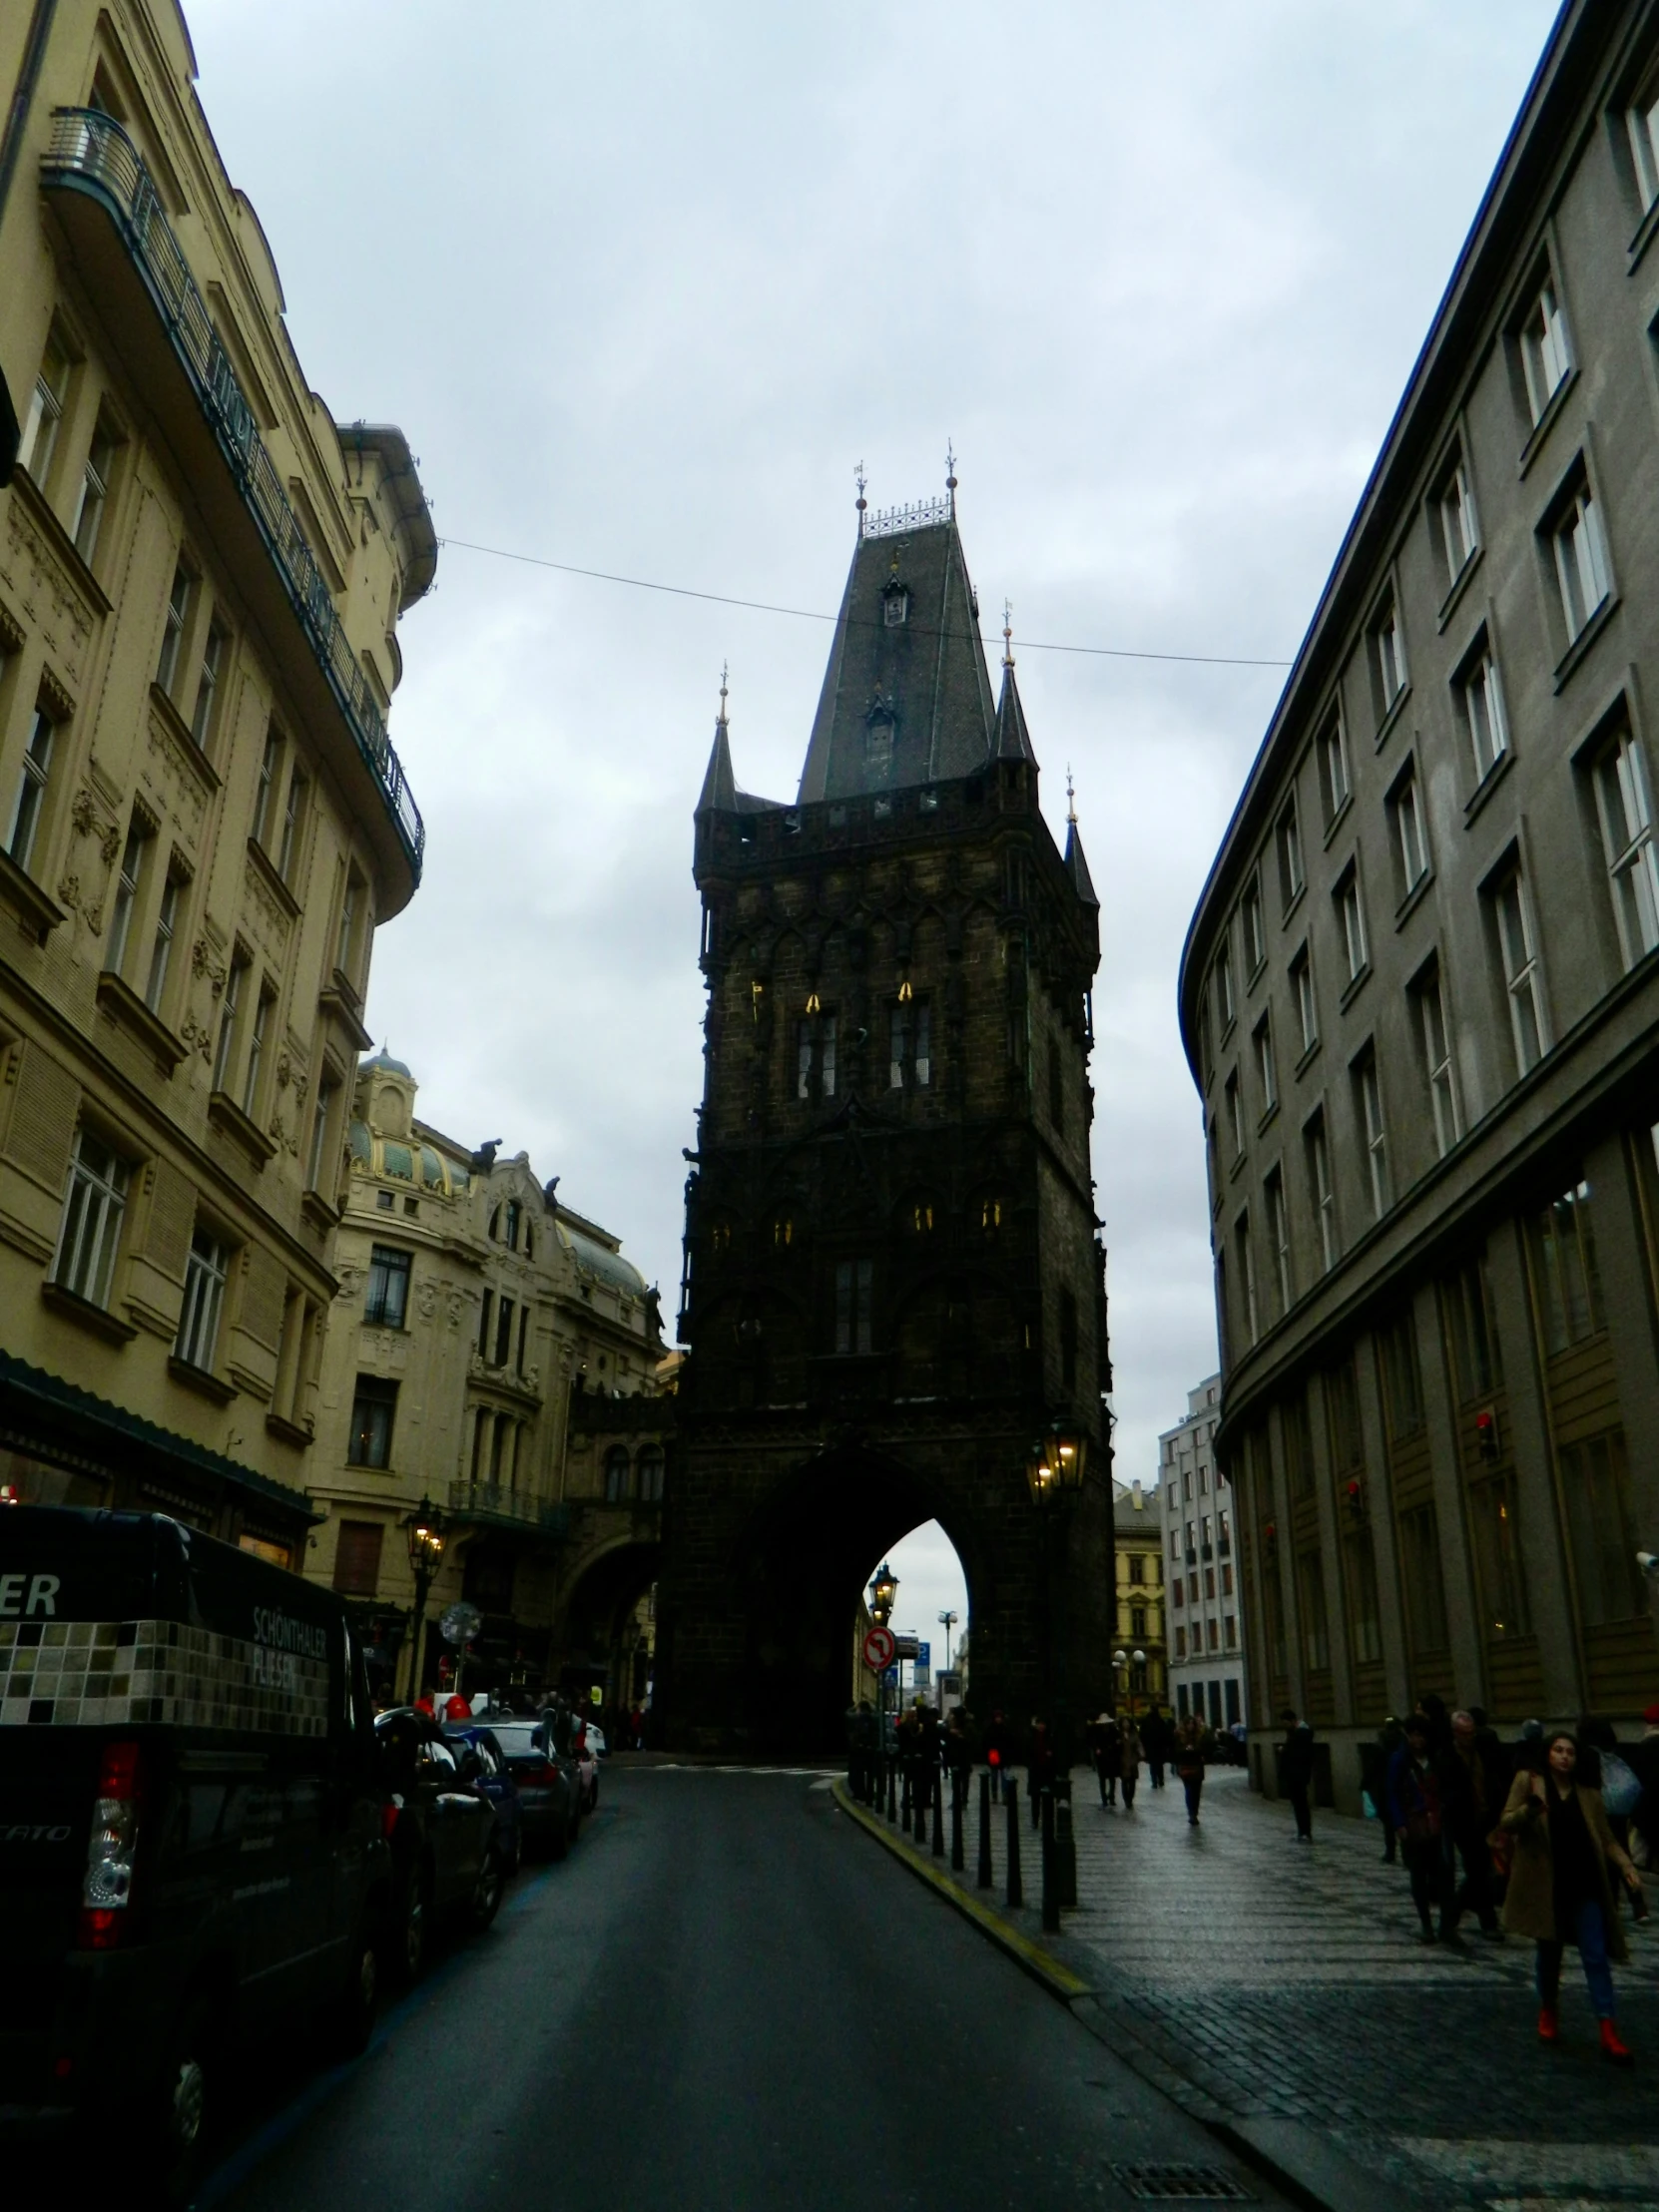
xmin=1159 ymin=1375 xmax=1247 ymax=1732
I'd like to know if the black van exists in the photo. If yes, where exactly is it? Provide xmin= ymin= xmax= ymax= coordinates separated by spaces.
xmin=0 ymin=1506 xmax=390 ymax=2199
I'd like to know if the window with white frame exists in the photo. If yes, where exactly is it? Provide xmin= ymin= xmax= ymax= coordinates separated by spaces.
xmin=1437 ymin=455 xmax=1479 ymax=584
xmin=145 ymin=863 xmax=182 ymax=1013
xmin=213 ymin=953 xmax=247 ymax=1093
xmin=1519 ymin=276 xmax=1571 ymax=424
xmin=1630 ymin=76 xmax=1659 ymax=212
xmin=54 ymin=1129 xmax=130 ymax=1308
xmin=1336 ymin=868 xmax=1368 ymax=984
xmin=243 ymin=985 xmax=274 ymax=1117
xmin=19 ymin=328 xmax=69 ymax=483
xmin=106 ymin=819 xmax=149 ymax=978
xmin=1551 ymin=479 xmax=1612 ymax=645
xmin=1391 ymin=768 xmax=1427 ymax=896
xmin=307 ymin=1076 xmax=337 ymax=1192
xmin=1291 ymin=946 xmax=1317 ymax=1057
xmin=1253 ymin=1014 xmax=1276 ymax=1117
xmin=1306 ymin=1110 xmax=1337 ymax=1272
xmin=1241 ymin=876 xmax=1265 ymax=975
xmin=277 ymin=767 xmax=308 ymax=884
xmin=363 ymin=1244 xmax=412 ymax=1330
xmin=1266 ymin=1168 xmax=1292 ymax=1316
xmin=192 ymin=621 xmax=228 ymax=750
xmin=156 ymin=565 xmax=191 ymax=695
xmin=1373 ymin=599 xmax=1407 ymax=715
xmin=1415 ymin=965 xmax=1459 ymax=1158
xmin=72 ymin=416 xmax=119 ymax=566
xmin=174 ymin=1229 xmax=229 ymax=1371
xmin=5 ymin=708 xmax=56 ymax=873
xmin=1277 ymin=799 xmax=1304 ymax=911
xmin=1318 ymin=714 xmax=1350 ymax=826
xmin=1357 ymin=1051 xmax=1389 ymax=1219
xmin=253 ymin=729 xmax=282 ymax=845
xmin=1492 ymin=865 xmax=1546 ymax=1074
xmin=1592 ymin=722 xmax=1659 ymax=966
xmin=1458 ymin=640 xmax=1509 ymax=783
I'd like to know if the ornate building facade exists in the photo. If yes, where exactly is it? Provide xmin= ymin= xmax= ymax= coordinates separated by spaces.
xmin=303 ymin=1051 xmax=671 ymax=1708
xmin=1181 ymin=1 xmax=1659 ymax=1808
xmin=655 ymin=483 xmax=1115 ymax=1756
xmin=0 ymin=2 xmax=430 ymax=1555
xmin=1112 ymin=1480 xmax=1168 ymax=1716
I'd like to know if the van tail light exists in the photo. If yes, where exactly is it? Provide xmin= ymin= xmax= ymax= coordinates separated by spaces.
xmin=382 ymin=1793 xmax=403 ymax=1842
xmin=77 ymin=1740 xmax=142 ymax=1950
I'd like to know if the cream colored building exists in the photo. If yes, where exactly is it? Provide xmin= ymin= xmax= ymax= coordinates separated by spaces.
xmin=1111 ymin=1480 xmax=1167 ymax=1713
xmin=0 ymin=2 xmax=432 ymax=1555
xmin=306 ymin=1052 xmax=672 ymax=1708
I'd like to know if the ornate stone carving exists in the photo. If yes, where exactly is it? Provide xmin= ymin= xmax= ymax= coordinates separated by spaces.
xmin=56 ymin=872 xmax=80 ymax=912
xmin=1 ymin=492 xmax=95 ymax=689
xmin=417 ymin=1281 xmax=439 ymax=1322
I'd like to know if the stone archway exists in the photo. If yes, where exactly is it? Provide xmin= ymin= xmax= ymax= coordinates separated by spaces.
xmin=554 ymin=1535 xmax=660 ymax=1739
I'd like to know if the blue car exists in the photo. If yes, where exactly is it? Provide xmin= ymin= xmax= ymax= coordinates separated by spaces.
xmin=442 ymin=1726 xmax=524 ymax=1877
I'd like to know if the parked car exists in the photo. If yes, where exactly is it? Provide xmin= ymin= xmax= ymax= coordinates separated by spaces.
xmin=442 ymin=1724 xmax=524 ymax=1875
xmin=489 ymin=1718 xmax=579 ymax=1858
xmin=374 ymin=1708 xmax=504 ymax=1980
xmin=0 ymin=1507 xmax=392 ymax=2204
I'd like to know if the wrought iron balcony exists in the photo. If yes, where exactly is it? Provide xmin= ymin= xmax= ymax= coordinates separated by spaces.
xmin=40 ymin=110 xmax=424 ymax=880
xmin=447 ymin=1481 xmax=569 ymax=1536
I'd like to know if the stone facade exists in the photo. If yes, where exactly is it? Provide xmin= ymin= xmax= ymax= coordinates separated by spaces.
xmin=1157 ymin=1376 xmax=1246 ymax=1729
xmin=1180 ymin=1 xmax=1659 ymax=1809
xmin=654 ymin=493 xmax=1115 ymax=1757
xmin=0 ymin=1 xmax=430 ymax=1555
xmin=302 ymin=1052 xmax=670 ymax=1708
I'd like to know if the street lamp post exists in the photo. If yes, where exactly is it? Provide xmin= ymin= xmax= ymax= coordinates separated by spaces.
xmin=404 ymin=1495 xmax=445 ymax=1704
xmin=870 ymin=1561 xmax=897 ymax=1813
xmin=1027 ymin=1419 xmax=1089 ymax=1918
xmin=937 ymin=1608 xmax=958 ymax=1674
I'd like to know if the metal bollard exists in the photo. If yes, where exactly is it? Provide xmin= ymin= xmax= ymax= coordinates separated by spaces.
xmin=977 ymin=1770 xmax=993 ymax=1888
xmin=1005 ymin=1779 xmax=1023 ymax=1909
xmin=1041 ymin=1786 xmax=1060 ymax=1933
xmin=931 ymin=1766 xmax=945 ymax=1857
xmin=1057 ymin=1787 xmax=1077 ymax=1910
xmin=950 ymin=1769 xmax=965 ymax=1872
xmin=900 ymin=1763 xmax=911 ymax=1828
xmin=918 ymin=1768 xmax=932 ymax=1845
xmin=885 ymin=1754 xmax=897 ymax=1822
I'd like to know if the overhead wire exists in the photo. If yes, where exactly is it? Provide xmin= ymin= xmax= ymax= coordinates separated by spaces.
xmin=434 ymin=534 xmax=1292 ymax=672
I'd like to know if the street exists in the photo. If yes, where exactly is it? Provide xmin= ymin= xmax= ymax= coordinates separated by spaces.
xmin=193 ymin=1768 xmax=1272 ymax=2212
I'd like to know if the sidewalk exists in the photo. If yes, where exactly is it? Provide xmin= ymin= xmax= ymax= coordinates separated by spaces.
xmin=840 ymin=1763 xmax=1659 ymax=2212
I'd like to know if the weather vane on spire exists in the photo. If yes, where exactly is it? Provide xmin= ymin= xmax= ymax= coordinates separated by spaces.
xmin=945 ymin=438 xmax=957 ymax=513
xmin=718 ymin=661 xmax=729 ymax=724
xmin=1066 ymin=765 xmax=1077 ymax=824
xmin=1002 ymin=598 xmax=1013 ymax=668
xmin=854 ymin=459 xmax=867 ymax=536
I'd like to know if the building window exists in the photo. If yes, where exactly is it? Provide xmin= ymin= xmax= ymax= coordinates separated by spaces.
xmin=1456 ymin=640 xmax=1509 ymax=784
xmin=1234 ymin=1213 xmax=1258 ymax=1346
xmin=1266 ymin=1168 xmax=1291 ymax=1316
xmin=364 ymin=1245 xmax=412 ymax=1330
xmin=1592 ymin=724 xmax=1659 ymax=966
xmin=1390 ymin=768 xmax=1427 ymax=898
xmin=253 ymin=729 xmax=282 ymax=845
xmin=72 ymin=416 xmax=119 ymax=566
xmin=1467 ymin=1473 xmax=1530 ymax=1642
xmin=1175 ymin=1626 xmax=1187 ymax=1659
xmin=1224 ymin=1614 xmax=1238 ymax=1650
xmin=1413 ymin=965 xmax=1458 ymax=1157
xmin=1398 ymin=1503 xmax=1450 ymax=1657
xmin=494 ymin=1296 xmax=515 ymax=1368
xmin=347 ymin=1376 xmax=398 ymax=1468
xmin=504 ymin=1199 xmax=522 ymax=1251
xmin=145 ymin=864 xmax=183 ymax=1013
xmin=637 ymin=1445 xmax=665 ymax=1502
xmin=1216 ymin=942 xmax=1235 ymax=1031
xmin=1356 ymin=1050 xmax=1388 ymax=1219
xmin=174 ymin=1230 xmax=229 ymax=1371
xmin=1436 ymin=453 xmax=1479 ymax=584
xmin=1129 ymin=1554 xmax=1145 ymax=1585
xmin=797 ymin=1011 xmax=838 ymax=1102
xmin=1372 ymin=597 xmax=1406 ymax=717
xmin=883 ymin=587 xmax=908 ymax=627
xmin=156 ymin=564 xmax=192 ymax=695
xmin=1277 ymin=800 xmax=1304 ymax=912
xmin=605 ymin=1445 xmax=632 ymax=1503
xmin=277 ymin=768 xmax=308 ymax=884
xmin=1318 ymin=714 xmax=1350 ymax=826
xmin=1297 ymin=1551 xmax=1330 ymax=1671
xmin=1291 ymin=947 xmax=1317 ymax=1058
xmin=1224 ymin=1069 xmax=1243 ymax=1158
xmin=888 ymin=999 xmax=931 ymax=1090
xmin=306 ymin=1078 xmax=337 ymax=1193
xmin=1551 ymin=478 xmax=1612 ymax=645
xmin=213 ymin=953 xmax=247 ymax=1094
xmin=192 ymin=621 xmax=228 ymax=750
xmin=1241 ymin=875 xmax=1265 ymax=976
xmin=834 ymin=1258 xmax=874 ymax=1356
xmin=1558 ymin=1428 xmax=1644 ymax=1625
xmin=1253 ymin=1014 xmax=1276 ymax=1116
xmin=1443 ymin=1253 xmax=1501 ymax=1401
xmin=106 ymin=819 xmax=149 ymax=978
xmin=6 ymin=708 xmax=56 ymax=873
xmin=1533 ymin=1180 xmax=1603 ymax=1354
xmin=1305 ymin=1110 xmax=1337 ymax=1272
xmin=1492 ymin=865 xmax=1546 ymax=1075
xmin=1342 ymin=1521 xmax=1383 ymax=1666
xmin=53 ymin=1130 xmax=130 ymax=1309
xmin=243 ymin=986 xmax=274 ymax=1117
xmin=20 ymin=327 xmax=69 ymax=482
xmin=1628 ymin=77 xmax=1659 ymax=212
xmin=476 ymin=1287 xmax=493 ymax=1360
xmin=332 ymin=1521 xmax=384 ymax=1598
xmin=1519 ymin=276 xmax=1571 ymax=424
xmin=1336 ymin=868 xmax=1367 ymax=984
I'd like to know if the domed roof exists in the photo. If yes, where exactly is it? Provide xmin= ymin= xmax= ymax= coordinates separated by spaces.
xmin=360 ymin=1046 xmax=413 ymax=1078
xmin=346 ymin=1121 xmax=468 ymax=1199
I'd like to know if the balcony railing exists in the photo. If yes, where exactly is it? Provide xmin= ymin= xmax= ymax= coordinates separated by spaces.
xmin=447 ymin=1481 xmax=569 ymax=1536
xmin=41 ymin=111 xmax=424 ymax=879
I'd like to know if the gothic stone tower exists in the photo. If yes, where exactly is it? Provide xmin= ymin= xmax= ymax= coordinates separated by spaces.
xmin=653 ymin=489 xmax=1113 ymax=1756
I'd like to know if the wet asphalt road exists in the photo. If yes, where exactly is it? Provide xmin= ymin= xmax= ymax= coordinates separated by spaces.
xmin=196 ymin=1767 xmax=1277 ymax=2212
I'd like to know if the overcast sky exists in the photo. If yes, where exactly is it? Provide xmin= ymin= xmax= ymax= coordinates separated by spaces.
xmin=189 ymin=0 xmax=1559 ymax=1651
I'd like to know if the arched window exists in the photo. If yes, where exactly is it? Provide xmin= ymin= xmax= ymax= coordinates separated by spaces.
xmin=505 ymin=1199 xmax=522 ymax=1251
xmin=637 ymin=1445 xmax=665 ymax=1502
xmin=604 ymin=1445 xmax=631 ymax=1503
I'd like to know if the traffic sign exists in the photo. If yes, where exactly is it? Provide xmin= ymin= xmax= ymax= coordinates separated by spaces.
xmin=440 ymin=1601 xmax=482 ymax=1647
xmin=916 ymin=1641 xmax=930 ymax=1668
xmin=862 ymin=1624 xmax=896 ymax=1674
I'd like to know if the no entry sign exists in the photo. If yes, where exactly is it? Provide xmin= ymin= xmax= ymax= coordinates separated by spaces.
xmin=862 ymin=1624 xmax=896 ymax=1674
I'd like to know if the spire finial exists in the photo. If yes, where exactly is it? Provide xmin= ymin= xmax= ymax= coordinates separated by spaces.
xmin=1002 ymin=598 xmax=1013 ymax=669
xmin=945 ymin=438 xmax=957 ymax=513
xmin=854 ymin=459 xmax=867 ymax=537
xmin=718 ymin=661 xmax=729 ymax=726
xmin=1066 ymin=764 xmax=1077 ymax=825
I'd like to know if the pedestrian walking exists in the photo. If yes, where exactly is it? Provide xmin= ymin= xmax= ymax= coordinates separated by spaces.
xmin=1279 ymin=1707 xmax=1316 ymax=1842
xmin=984 ymin=1708 xmax=1011 ymax=1802
xmin=1143 ymin=1705 xmax=1169 ymax=1789
xmin=1498 ymin=1729 xmax=1645 ymax=2061
xmin=1436 ymin=1709 xmax=1504 ymax=1939
xmin=1089 ymin=1711 xmax=1122 ymax=1808
xmin=1388 ymin=1714 xmax=1444 ymax=1942
xmin=1362 ymin=1718 xmax=1404 ymax=1863
xmin=1175 ymin=1712 xmax=1208 ymax=1827
xmin=1120 ymin=1715 xmax=1143 ymax=1811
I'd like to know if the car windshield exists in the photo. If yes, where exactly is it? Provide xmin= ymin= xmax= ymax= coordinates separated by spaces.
xmin=491 ymin=1724 xmax=545 ymax=1758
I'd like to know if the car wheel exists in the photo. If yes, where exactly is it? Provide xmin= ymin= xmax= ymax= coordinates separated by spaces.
xmin=327 ymin=1921 xmax=380 ymax=2057
xmin=145 ymin=1994 xmax=212 ymax=2207
xmin=469 ymin=1846 xmax=504 ymax=1931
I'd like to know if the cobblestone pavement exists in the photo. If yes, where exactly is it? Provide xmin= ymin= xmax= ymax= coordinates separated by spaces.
xmin=911 ymin=1764 xmax=1659 ymax=2209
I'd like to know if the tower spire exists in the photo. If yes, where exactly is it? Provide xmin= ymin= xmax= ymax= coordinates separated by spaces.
xmin=718 ymin=659 xmax=729 ymax=727
xmin=1002 ymin=598 xmax=1013 ymax=670
xmin=945 ymin=438 xmax=957 ymax=518
xmin=697 ymin=663 xmax=739 ymax=814
xmin=1066 ymin=764 xmax=1077 ymax=824
xmin=854 ymin=459 xmax=867 ymax=538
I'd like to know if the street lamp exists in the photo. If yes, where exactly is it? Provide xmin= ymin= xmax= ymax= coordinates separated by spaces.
xmin=869 ymin=1561 xmax=897 ymax=1628
xmin=937 ymin=1608 xmax=958 ymax=1673
xmin=404 ymin=1494 xmax=445 ymax=1703
xmin=1027 ymin=1418 xmax=1092 ymax=1918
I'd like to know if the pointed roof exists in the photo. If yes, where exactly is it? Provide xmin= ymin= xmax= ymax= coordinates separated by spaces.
xmin=697 ymin=715 xmax=738 ymax=813
xmin=994 ymin=656 xmax=1035 ymax=763
xmin=797 ymin=508 xmax=997 ymax=803
xmin=1064 ymin=817 xmax=1099 ymax=907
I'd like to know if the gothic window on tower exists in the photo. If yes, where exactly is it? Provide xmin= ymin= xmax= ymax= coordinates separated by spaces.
xmin=796 ymin=1012 xmax=837 ymax=1101
xmin=865 ymin=714 xmax=895 ymax=786
xmin=883 ymin=586 xmax=909 ymax=627
xmin=833 ymin=1258 xmax=874 ymax=1356
xmin=889 ymin=999 xmax=931 ymax=1089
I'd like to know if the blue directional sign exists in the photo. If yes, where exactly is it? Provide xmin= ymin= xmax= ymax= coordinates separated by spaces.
xmin=881 ymin=1666 xmax=898 ymax=1687
xmin=916 ymin=1642 xmax=930 ymax=1668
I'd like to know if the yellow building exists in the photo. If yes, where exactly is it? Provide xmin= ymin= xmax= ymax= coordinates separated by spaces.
xmin=0 ymin=3 xmax=431 ymax=1555
xmin=1111 ymin=1480 xmax=1168 ymax=1712
xmin=306 ymin=1052 xmax=671 ymax=1708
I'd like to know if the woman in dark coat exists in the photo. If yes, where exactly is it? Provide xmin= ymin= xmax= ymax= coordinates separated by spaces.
xmin=1499 ymin=1729 xmax=1643 ymax=2061
xmin=1387 ymin=1714 xmax=1443 ymax=1941
xmin=1090 ymin=1712 xmax=1123 ymax=1808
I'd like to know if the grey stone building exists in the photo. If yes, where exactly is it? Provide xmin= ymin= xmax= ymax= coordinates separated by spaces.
xmin=1180 ymin=1 xmax=1659 ymax=1807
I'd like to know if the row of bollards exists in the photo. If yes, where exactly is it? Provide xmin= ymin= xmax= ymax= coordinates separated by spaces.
xmin=855 ymin=1754 xmax=1076 ymax=1928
